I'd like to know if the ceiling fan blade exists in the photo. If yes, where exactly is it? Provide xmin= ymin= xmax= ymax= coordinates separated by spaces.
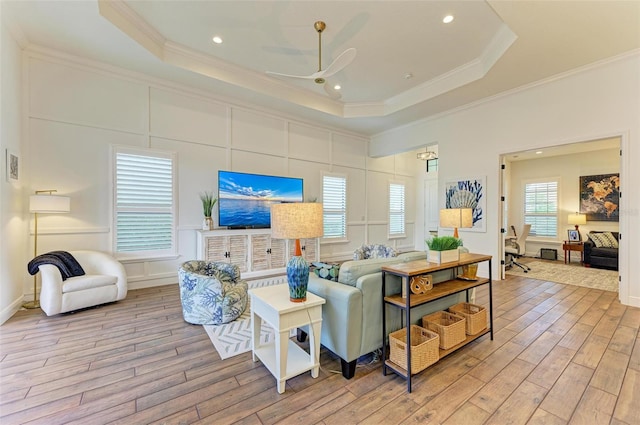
xmin=324 ymin=82 xmax=342 ymax=100
xmin=265 ymin=70 xmax=316 ymax=80
xmin=319 ymin=48 xmax=357 ymax=79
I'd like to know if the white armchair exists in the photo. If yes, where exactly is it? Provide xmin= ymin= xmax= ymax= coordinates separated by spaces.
xmin=37 ymin=250 xmax=127 ymax=316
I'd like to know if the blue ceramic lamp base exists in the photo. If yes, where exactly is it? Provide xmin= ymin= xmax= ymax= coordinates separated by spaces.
xmin=287 ymin=255 xmax=310 ymax=302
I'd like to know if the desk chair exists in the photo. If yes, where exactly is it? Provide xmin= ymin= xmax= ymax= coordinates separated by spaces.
xmin=505 ymin=224 xmax=532 ymax=273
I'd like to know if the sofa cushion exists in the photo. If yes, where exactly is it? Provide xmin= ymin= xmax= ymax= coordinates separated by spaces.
xmin=312 ymin=262 xmax=340 ymax=281
xmin=589 ymin=247 xmax=618 ymax=259
xmin=589 ymin=232 xmax=618 ymax=248
xmin=63 ymin=274 xmax=118 ymax=293
xmin=337 ymin=256 xmax=401 ymax=287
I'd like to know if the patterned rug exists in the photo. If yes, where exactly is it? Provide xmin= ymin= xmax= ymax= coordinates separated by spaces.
xmin=506 ymin=260 xmax=618 ymax=292
xmin=203 ymin=275 xmax=290 ymax=359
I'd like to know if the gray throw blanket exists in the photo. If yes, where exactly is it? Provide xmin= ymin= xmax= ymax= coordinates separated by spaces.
xmin=28 ymin=251 xmax=85 ymax=281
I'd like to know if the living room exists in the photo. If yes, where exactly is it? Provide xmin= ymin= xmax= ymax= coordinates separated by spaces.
xmin=1 ymin=1 xmax=639 ymax=423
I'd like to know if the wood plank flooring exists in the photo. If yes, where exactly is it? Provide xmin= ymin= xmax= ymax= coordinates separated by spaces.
xmin=1 ymin=274 xmax=639 ymax=424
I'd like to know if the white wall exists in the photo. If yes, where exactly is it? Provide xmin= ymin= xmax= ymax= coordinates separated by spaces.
xmin=508 ymin=147 xmax=620 ymax=261
xmin=0 ymin=11 xmax=28 ymax=324
xmin=0 ymin=47 xmax=418 ymax=320
xmin=371 ymin=52 xmax=640 ymax=307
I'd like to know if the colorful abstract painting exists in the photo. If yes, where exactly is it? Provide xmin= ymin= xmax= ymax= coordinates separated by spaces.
xmin=580 ymin=173 xmax=619 ymax=222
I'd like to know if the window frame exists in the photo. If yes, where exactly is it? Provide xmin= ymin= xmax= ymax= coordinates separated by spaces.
xmin=523 ymin=178 xmax=559 ymax=238
xmin=321 ymin=172 xmax=347 ymax=242
xmin=112 ymin=145 xmax=178 ymax=260
xmin=388 ymin=180 xmax=406 ymax=239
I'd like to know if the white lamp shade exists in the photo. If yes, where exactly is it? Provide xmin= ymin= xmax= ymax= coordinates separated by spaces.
xmin=270 ymin=203 xmax=323 ymax=239
xmin=439 ymin=208 xmax=473 ymax=229
xmin=567 ymin=213 xmax=587 ymax=225
xmin=29 ymin=195 xmax=71 ymax=213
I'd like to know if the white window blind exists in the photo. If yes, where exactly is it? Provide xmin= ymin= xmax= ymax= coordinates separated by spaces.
xmin=389 ymin=182 xmax=405 ymax=236
xmin=524 ymin=181 xmax=558 ymax=237
xmin=115 ymin=148 xmax=176 ymax=255
xmin=322 ymin=174 xmax=347 ymax=239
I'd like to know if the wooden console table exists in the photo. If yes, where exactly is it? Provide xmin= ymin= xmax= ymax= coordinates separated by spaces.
xmin=381 ymin=253 xmax=493 ymax=393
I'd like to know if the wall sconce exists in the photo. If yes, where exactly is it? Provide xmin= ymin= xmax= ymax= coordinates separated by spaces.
xmin=26 ymin=190 xmax=71 ymax=309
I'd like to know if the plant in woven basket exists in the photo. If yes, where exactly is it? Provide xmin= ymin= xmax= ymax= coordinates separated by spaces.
xmin=199 ymin=191 xmax=217 ymax=217
xmin=425 ymin=236 xmax=462 ymax=251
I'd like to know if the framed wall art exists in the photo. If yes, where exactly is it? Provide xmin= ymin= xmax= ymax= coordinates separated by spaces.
xmin=444 ymin=176 xmax=486 ymax=232
xmin=5 ymin=149 xmax=19 ymax=182
xmin=579 ymin=173 xmax=619 ymax=222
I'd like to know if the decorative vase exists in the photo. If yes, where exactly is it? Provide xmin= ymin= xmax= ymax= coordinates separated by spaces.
xmin=202 ymin=216 xmax=213 ymax=231
xmin=286 ymin=255 xmax=310 ymax=302
xmin=428 ymin=249 xmax=459 ymax=264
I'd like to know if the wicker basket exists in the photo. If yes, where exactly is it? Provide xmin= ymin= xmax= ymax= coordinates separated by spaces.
xmin=448 ymin=302 xmax=488 ymax=335
xmin=389 ymin=325 xmax=439 ymax=373
xmin=422 ymin=311 xmax=466 ymax=349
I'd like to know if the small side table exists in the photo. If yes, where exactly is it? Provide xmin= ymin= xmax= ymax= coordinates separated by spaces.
xmin=249 ymin=284 xmax=325 ymax=394
xmin=563 ymin=241 xmax=584 ymax=265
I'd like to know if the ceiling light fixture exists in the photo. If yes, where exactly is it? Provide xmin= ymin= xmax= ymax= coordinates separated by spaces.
xmin=212 ymin=36 xmax=223 ymax=44
xmin=333 ymin=84 xmax=341 ymax=90
xmin=443 ymin=15 xmax=454 ymax=24
xmin=536 ymin=151 xmax=543 ymax=154
xmin=417 ymin=150 xmax=437 ymax=160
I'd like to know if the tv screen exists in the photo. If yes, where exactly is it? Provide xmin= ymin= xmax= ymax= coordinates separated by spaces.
xmin=218 ymin=170 xmax=303 ymax=228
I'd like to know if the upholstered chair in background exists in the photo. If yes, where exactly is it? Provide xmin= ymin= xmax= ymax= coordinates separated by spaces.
xmin=353 ymin=244 xmax=397 ymax=260
xmin=36 ymin=250 xmax=128 ymax=316
xmin=178 ymin=261 xmax=248 ymax=325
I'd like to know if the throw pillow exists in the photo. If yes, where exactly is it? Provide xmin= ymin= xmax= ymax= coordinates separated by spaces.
xmin=312 ymin=262 xmax=340 ymax=281
xmin=589 ymin=232 xmax=618 ymax=248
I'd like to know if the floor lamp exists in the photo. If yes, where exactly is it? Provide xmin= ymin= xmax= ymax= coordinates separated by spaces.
xmin=439 ymin=208 xmax=473 ymax=238
xmin=270 ymin=202 xmax=324 ymax=302
xmin=25 ymin=190 xmax=71 ymax=309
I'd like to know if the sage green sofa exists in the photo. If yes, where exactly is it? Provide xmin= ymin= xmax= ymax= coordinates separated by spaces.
xmin=305 ymin=250 xmax=468 ymax=379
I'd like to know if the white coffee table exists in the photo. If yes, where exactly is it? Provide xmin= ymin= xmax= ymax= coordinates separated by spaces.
xmin=249 ymin=284 xmax=325 ymax=394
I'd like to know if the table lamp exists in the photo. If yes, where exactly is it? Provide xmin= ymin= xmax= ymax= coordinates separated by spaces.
xmin=567 ymin=212 xmax=587 ymax=239
xmin=26 ymin=190 xmax=71 ymax=309
xmin=270 ymin=202 xmax=323 ymax=302
xmin=439 ymin=208 xmax=473 ymax=238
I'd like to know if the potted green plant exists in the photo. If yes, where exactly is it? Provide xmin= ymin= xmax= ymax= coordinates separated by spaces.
xmin=200 ymin=191 xmax=217 ymax=231
xmin=425 ymin=236 xmax=462 ymax=264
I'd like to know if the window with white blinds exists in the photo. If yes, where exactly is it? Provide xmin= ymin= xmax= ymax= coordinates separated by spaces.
xmin=524 ymin=180 xmax=558 ymax=237
xmin=114 ymin=147 xmax=176 ymax=256
xmin=322 ymin=173 xmax=347 ymax=239
xmin=389 ymin=182 xmax=405 ymax=237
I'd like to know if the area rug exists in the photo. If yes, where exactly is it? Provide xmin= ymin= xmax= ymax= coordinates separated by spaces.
xmin=203 ymin=275 xmax=290 ymax=359
xmin=506 ymin=260 xmax=618 ymax=292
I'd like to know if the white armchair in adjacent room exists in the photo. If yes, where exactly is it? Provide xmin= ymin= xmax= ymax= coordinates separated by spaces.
xmin=36 ymin=250 xmax=128 ymax=316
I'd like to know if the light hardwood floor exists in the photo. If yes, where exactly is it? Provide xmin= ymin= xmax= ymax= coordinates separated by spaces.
xmin=1 ymin=274 xmax=639 ymax=424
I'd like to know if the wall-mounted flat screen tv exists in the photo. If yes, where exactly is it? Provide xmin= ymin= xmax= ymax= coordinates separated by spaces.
xmin=218 ymin=170 xmax=303 ymax=228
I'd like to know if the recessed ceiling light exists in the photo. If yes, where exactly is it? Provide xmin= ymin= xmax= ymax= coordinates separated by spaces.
xmin=333 ymin=84 xmax=341 ymax=90
xmin=536 ymin=151 xmax=543 ymax=154
xmin=212 ymin=36 xmax=223 ymax=44
xmin=404 ymin=73 xmax=413 ymax=80
xmin=443 ymin=15 xmax=454 ymax=24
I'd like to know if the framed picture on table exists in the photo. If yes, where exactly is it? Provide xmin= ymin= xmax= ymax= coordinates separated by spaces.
xmin=567 ymin=229 xmax=580 ymax=242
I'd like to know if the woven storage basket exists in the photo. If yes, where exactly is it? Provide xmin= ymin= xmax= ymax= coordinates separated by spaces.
xmin=448 ymin=302 xmax=487 ymax=335
xmin=422 ymin=311 xmax=466 ymax=349
xmin=389 ymin=325 xmax=439 ymax=373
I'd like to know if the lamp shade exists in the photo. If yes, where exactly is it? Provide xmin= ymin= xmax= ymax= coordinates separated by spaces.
xmin=29 ymin=195 xmax=71 ymax=213
xmin=439 ymin=208 xmax=473 ymax=229
xmin=567 ymin=213 xmax=586 ymax=225
xmin=270 ymin=202 xmax=324 ymax=240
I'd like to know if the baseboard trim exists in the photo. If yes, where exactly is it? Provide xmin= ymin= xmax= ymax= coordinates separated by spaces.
xmin=0 ymin=297 xmax=25 ymax=325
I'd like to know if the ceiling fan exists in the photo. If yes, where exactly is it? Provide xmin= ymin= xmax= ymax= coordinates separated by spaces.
xmin=266 ymin=21 xmax=357 ymax=99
